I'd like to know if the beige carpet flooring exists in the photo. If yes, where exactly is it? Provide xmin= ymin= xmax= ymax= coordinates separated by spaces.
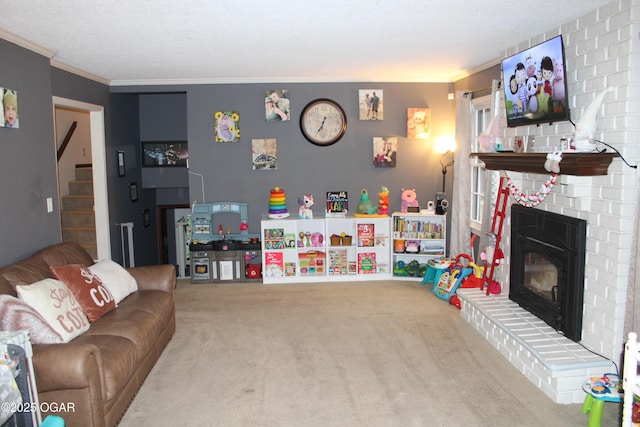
xmin=119 ymin=280 xmax=621 ymax=427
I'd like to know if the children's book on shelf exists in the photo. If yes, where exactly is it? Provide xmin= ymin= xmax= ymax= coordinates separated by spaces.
xmin=326 ymin=191 xmax=348 ymax=217
xmin=329 ymin=249 xmax=348 ymax=275
xmin=358 ymin=252 xmax=376 ymax=274
xmin=357 ymin=223 xmax=375 ymax=247
xmin=264 ymin=252 xmax=284 ymax=277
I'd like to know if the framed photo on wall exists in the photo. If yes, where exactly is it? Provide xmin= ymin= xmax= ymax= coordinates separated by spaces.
xmin=117 ymin=151 xmax=125 ymax=177
xmin=141 ymin=141 xmax=188 ymax=167
xmin=372 ymin=137 xmax=397 ymax=168
xmin=143 ymin=209 xmax=150 ymax=228
xmin=358 ymin=89 xmax=383 ymax=120
xmin=129 ymin=182 xmax=138 ymax=202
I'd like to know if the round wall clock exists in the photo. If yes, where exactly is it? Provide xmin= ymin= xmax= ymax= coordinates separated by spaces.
xmin=299 ymin=98 xmax=347 ymax=146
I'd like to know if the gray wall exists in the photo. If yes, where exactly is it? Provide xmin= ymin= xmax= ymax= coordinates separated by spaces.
xmin=139 ymin=92 xmax=189 ymax=189
xmin=0 ymin=39 xmax=60 ymax=262
xmin=1 ymin=34 xmax=488 ymax=268
xmin=114 ymin=82 xmax=456 ymax=240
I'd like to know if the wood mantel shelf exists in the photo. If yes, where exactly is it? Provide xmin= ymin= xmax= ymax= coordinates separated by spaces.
xmin=470 ymin=152 xmax=619 ymax=176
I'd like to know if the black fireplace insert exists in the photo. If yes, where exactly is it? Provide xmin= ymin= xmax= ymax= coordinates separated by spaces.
xmin=510 ymin=205 xmax=587 ymax=342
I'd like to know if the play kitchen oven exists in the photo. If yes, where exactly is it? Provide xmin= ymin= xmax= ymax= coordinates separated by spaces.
xmin=190 ymin=248 xmax=212 ymax=282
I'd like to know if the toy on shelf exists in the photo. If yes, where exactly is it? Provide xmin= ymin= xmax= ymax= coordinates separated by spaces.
xmin=423 ymin=200 xmax=436 ymax=215
xmin=268 ymin=186 xmax=290 ymax=218
xmin=355 ymin=189 xmax=388 ymax=217
xmin=377 ymin=186 xmax=390 ymax=215
xmin=400 ymin=188 xmax=419 ymax=212
xmin=297 ymin=194 xmax=314 ymax=219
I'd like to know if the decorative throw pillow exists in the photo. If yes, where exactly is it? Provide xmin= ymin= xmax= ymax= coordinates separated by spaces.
xmin=88 ymin=259 xmax=138 ymax=305
xmin=0 ymin=294 xmax=63 ymax=344
xmin=16 ymin=278 xmax=90 ymax=343
xmin=50 ymin=264 xmax=116 ymax=322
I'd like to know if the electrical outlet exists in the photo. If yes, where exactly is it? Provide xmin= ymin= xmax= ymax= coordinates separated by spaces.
xmin=46 ymin=197 xmax=53 ymax=213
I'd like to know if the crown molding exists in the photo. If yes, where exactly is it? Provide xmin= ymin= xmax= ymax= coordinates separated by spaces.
xmin=50 ymin=59 xmax=111 ymax=86
xmin=0 ymin=28 xmax=55 ymax=58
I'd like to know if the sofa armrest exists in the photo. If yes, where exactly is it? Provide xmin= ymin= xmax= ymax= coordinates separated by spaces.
xmin=127 ymin=264 xmax=176 ymax=294
xmin=32 ymin=343 xmax=103 ymax=393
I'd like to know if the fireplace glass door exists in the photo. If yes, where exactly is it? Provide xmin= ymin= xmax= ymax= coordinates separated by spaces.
xmin=524 ymin=252 xmax=559 ymax=304
xmin=510 ymin=205 xmax=586 ymax=342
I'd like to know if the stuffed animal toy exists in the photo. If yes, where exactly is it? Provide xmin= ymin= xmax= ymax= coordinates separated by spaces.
xmin=297 ymin=194 xmax=314 ymax=219
xmin=400 ymin=188 xmax=419 ymax=212
xmin=480 ymin=233 xmax=505 ymax=268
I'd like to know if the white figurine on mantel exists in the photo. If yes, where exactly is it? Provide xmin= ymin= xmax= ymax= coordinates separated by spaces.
xmin=572 ymin=87 xmax=615 ymax=152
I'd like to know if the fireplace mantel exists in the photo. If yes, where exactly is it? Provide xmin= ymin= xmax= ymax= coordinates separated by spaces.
xmin=470 ymin=152 xmax=618 ymax=176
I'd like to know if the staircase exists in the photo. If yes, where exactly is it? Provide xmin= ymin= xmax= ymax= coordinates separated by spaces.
xmin=61 ymin=165 xmax=97 ymax=259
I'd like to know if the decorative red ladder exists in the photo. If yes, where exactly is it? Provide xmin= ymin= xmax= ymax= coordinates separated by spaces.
xmin=482 ymin=176 xmax=510 ymax=295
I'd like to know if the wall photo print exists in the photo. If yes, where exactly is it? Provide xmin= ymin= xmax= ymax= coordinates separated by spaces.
xmin=252 ymin=138 xmax=277 ymax=170
xmin=407 ymin=108 xmax=431 ymax=138
xmin=142 ymin=142 xmax=188 ymax=167
xmin=1 ymin=88 xmax=19 ymax=128
xmin=215 ymin=111 xmax=240 ymax=142
xmin=359 ymin=89 xmax=382 ymax=120
xmin=373 ymin=137 xmax=397 ymax=168
xmin=265 ymin=90 xmax=290 ymax=121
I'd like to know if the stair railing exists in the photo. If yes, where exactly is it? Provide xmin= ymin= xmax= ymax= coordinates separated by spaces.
xmin=56 ymin=121 xmax=78 ymax=161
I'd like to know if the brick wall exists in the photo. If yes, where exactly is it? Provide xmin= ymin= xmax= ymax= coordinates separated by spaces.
xmin=495 ymin=0 xmax=639 ymax=363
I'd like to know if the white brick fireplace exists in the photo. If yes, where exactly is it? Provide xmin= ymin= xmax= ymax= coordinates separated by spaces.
xmin=459 ymin=0 xmax=640 ymax=403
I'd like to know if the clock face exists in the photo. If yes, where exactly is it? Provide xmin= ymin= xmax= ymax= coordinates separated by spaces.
xmin=300 ymin=99 xmax=347 ymax=146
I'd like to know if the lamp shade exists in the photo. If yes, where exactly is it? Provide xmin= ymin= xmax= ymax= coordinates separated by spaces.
xmin=434 ymin=135 xmax=455 ymax=154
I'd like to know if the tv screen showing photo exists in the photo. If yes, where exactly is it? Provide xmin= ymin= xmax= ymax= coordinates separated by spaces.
xmin=502 ymin=35 xmax=570 ymax=128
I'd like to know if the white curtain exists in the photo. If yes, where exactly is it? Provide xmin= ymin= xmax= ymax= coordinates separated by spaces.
xmin=625 ymin=187 xmax=640 ymax=336
xmin=450 ymin=91 xmax=471 ymax=257
xmin=477 ymin=80 xmax=504 ymax=259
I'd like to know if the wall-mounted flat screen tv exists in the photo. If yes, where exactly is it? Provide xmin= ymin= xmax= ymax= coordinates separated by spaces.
xmin=502 ymin=35 xmax=570 ymax=128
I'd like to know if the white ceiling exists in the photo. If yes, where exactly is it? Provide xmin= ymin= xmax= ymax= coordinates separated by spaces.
xmin=0 ymin=0 xmax=612 ymax=86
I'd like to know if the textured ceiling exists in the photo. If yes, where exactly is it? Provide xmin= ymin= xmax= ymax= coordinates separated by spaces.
xmin=0 ymin=0 xmax=612 ymax=85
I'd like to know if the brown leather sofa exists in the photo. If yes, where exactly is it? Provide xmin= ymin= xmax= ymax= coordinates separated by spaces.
xmin=0 ymin=242 xmax=176 ymax=427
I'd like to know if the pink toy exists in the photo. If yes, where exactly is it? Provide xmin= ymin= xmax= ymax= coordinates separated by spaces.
xmin=400 ymin=188 xmax=419 ymax=212
xmin=311 ymin=232 xmax=324 ymax=248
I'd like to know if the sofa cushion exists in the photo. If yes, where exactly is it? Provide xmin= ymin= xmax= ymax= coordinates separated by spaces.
xmin=16 ymin=278 xmax=90 ymax=342
xmin=83 ymin=307 xmax=167 ymax=361
xmin=88 ymin=259 xmax=138 ymax=305
xmin=33 ymin=241 xmax=95 ymax=267
xmin=71 ymin=334 xmax=138 ymax=403
xmin=0 ymin=257 xmax=53 ymax=293
xmin=50 ymin=264 xmax=116 ymax=322
xmin=0 ymin=295 xmax=63 ymax=344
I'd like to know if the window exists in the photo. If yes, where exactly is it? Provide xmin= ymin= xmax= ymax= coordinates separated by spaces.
xmin=470 ymin=95 xmax=491 ymax=232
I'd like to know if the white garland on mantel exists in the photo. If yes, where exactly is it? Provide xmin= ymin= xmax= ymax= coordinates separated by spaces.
xmin=505 ymin=173 xmax=557 ymax=208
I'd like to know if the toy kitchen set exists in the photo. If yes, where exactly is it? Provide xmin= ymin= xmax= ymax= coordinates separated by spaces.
xmin=189 ymin=202 xmax=262 ymax=283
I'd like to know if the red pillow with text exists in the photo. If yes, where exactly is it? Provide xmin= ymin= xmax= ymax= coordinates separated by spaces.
xmin=50 ymin=264 xmax=116 ymax=322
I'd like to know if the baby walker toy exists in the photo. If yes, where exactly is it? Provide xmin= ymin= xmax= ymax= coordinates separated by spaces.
xmin=432 ymin=254 xmax=483 ymax=306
